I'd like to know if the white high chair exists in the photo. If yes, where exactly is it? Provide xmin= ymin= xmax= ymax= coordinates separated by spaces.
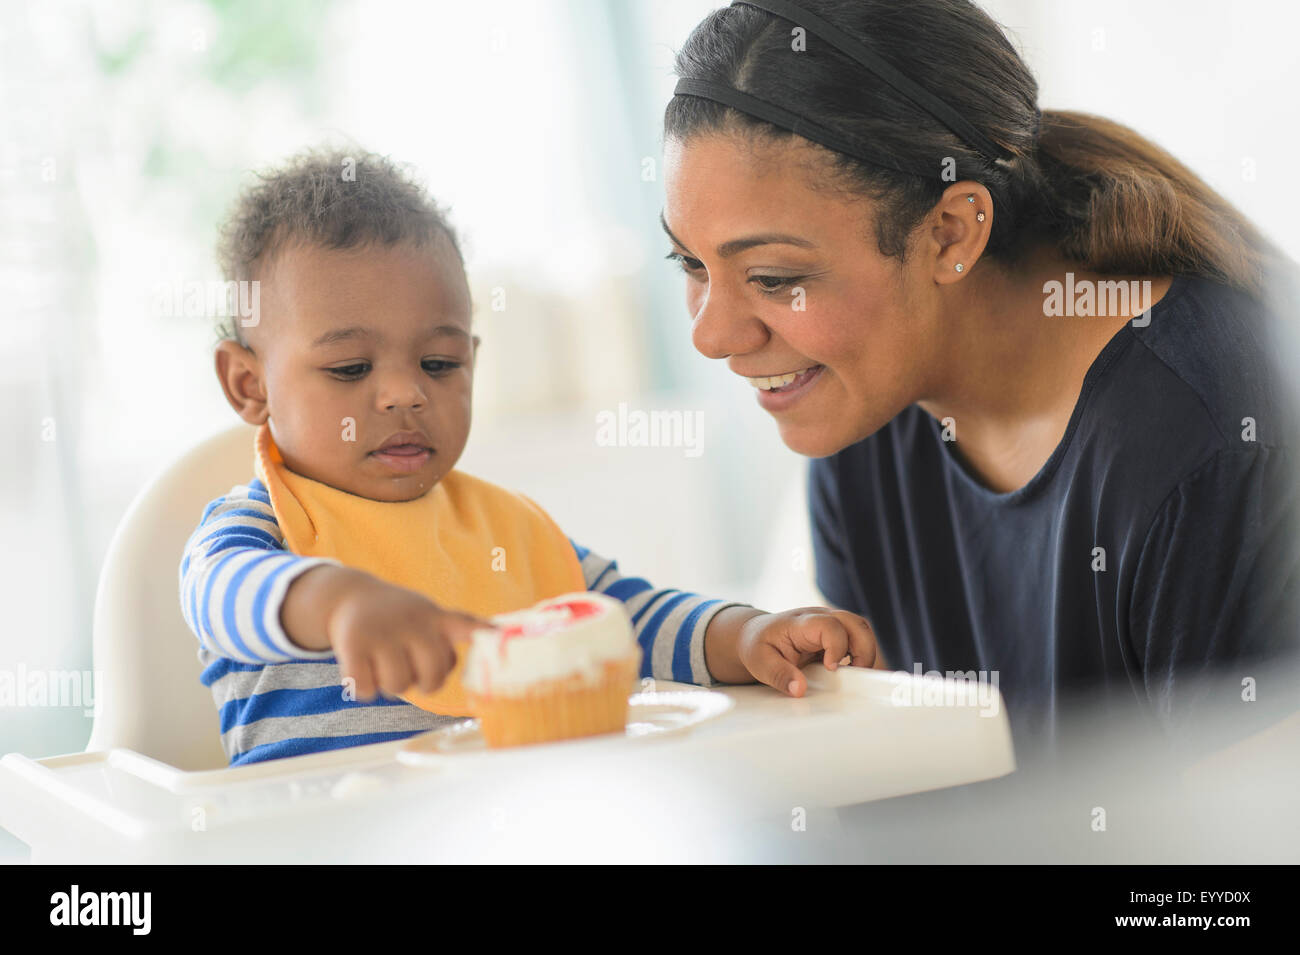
xmin=85 ymin=422 xmax=258 ymax=771
xmin=0 ymin=421 xmax=1016 ymax=863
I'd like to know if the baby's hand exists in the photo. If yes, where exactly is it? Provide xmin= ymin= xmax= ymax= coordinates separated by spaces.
xmin=325 ymin=573 xmax=492 ymax=701
xmin=736 ymin=607 xmax=880 ymax=697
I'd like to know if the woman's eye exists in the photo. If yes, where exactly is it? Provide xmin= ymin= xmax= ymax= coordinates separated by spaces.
xmin=751 ymin=275 xmax=801 ymax=295
xmin=665 ymin=251 xmax=704 ymax=274
xmin=666 ymin=250 xmax=800 ymax=296
xmin=328 ymin=363 xmax=369 ymax=379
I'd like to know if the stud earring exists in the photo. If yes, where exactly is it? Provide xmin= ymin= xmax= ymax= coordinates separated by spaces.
xmin=976 ymin=211 xmax=985 ymax=222
xmin=966 ymin=195 xmax=975 ymax=202
xmin=955 ymin=263 xmax=964 ymax=272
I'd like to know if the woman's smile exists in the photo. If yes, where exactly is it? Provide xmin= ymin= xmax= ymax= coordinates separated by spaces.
xmin=748 ymin=363 xmax=826 ymax=411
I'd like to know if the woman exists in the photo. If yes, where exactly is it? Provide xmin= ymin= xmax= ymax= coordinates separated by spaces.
xmin=660 ymin=0 xmax=1299 ymax=759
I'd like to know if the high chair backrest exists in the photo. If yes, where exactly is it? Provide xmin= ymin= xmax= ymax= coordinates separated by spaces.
xmin=86 ymin=423 xmax=257 ymax=770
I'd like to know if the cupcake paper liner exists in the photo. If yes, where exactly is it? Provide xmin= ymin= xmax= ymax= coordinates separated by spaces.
xmin=466 ymin=650 xmax=642 ymax=748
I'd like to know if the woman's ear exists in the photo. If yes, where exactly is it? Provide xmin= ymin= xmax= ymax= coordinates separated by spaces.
xmin=930 ymin=182 xmax=993 ymax=284
xmin=214 ymin=339 xmax=269 ymax=425
xmin=470 ymin=334 xmax=481 ymax=369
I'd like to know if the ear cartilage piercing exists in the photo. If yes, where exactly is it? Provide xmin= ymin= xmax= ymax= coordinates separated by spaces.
xmin=955 ymin=263 xmax=964 ymax=272
xmin=976 ymin=211 xmax=985 ymax=222
xmin=966 ymin=195 xmax=975 ymax=202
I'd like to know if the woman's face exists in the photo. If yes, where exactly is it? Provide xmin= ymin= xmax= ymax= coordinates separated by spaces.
xmin=662 ymin=133 xmax=943 ymax=457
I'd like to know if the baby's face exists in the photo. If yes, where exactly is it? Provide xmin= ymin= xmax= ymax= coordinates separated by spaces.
xmin=217 ymin=237 xmax=476 ymax=502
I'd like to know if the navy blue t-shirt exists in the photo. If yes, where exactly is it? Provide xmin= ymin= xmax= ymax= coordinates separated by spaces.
xmin=810 ymin=273 xmax=1300 ymax=762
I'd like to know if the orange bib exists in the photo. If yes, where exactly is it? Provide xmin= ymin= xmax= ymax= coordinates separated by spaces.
xmin=252 ymin=424 xmax=586 ymax=715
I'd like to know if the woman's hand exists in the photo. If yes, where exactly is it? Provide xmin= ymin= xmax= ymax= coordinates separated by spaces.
xmin=705 ymin=605 xmax=884 ymax=696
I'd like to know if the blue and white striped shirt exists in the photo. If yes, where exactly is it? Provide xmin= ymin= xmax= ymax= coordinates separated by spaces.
xmin=178 ymin=478 xmax=733 ymax=766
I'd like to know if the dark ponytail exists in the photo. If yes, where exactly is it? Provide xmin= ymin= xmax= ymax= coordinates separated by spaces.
xmin=1035 ymin=109 xmax=1292 ymax=302
xmin=664 ymin=0 xmax=1294 ymax=304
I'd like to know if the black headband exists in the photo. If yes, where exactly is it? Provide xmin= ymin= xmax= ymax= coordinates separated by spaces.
xmin=672 ymin=77 xmax=928 ymax=179
xmin=672 ymin=0 xmax=1037 ymax=176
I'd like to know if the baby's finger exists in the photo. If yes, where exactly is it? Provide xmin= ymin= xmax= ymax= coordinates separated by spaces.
xmin=340 ymin=652 xmax=376 ymax=702
xmin=443 ymin=611 xmax=494 ymax=646
xmin=750 ymin=642 xmax=808 ymax=698
xmin=373 ymin=646 xmax=414 ymax=698
xmin=832 ymin=611 xmax=878 ymax=668
xmin=407 ymin=644 xmax=447 ymax=694
xmin=815 ymin=617 xmax=850 ymax=670
xmin=784 ymin=613 xmax=845 ymax=663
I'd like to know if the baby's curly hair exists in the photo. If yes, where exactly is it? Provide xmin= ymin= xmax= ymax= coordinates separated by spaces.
xmin=214 ymin=148 xmax=465 ymax=345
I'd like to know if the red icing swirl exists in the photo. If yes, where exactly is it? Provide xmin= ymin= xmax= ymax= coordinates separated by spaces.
xmin=496 ymin=598 xmax=603 ymax=660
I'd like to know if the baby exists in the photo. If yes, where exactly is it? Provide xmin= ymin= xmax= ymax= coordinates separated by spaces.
xmin=178 ymin=148 xmax=883 ymax=766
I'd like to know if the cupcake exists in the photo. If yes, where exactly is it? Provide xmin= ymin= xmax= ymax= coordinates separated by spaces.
xmin=462 ymin=592 xmax=642 ymax=747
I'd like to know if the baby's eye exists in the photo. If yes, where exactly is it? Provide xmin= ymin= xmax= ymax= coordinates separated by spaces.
xmin=423 ymin=359 xmax=461 ymax=375
xmin=327 ymin=363 xmax=369 ymax=380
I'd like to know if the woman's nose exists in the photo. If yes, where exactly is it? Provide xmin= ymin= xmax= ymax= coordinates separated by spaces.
xmin=690 ymin=284 xmax=768 ymax=360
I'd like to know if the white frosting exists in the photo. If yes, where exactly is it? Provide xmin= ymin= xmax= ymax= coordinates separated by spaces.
xmin=462 ymin=592 xmax=636 ymax=695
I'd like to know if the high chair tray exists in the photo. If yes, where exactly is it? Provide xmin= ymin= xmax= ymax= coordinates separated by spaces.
xmin=0 ymin=667 xmax=1015 ymax=863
